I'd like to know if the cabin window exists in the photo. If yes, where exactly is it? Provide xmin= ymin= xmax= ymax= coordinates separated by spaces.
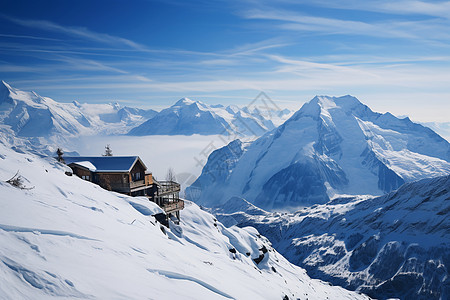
xmin=82 ymin=175 xmax=90 ymax=181
xmin=133 ymin=172 xmax=141 ymax=181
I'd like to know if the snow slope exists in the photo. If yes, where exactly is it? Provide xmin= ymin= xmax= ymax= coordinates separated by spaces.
xmin=188 ymin=95 xmax=450 ymax=210
xmin=128 ymin=98 xmax=286 ymax=137
xmin=213 ymin=176 xmax=450 ymax=299
xmin=0 ymin=144 xmax=367 ymax=300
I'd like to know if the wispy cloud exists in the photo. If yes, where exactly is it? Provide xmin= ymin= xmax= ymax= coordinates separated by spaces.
xmin=0 ymin=33 xmax=62 ymax=41
xmin=242 ymin=8 xmax=450 ymax=42
xmin=1 ymin=14 xmax=146 ymax=50
xmin=291 ymin=0 xmax=450 ymax=19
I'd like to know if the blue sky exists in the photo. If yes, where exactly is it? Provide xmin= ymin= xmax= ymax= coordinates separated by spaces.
xmin=1 ymin=0 xmax=450 ymax=121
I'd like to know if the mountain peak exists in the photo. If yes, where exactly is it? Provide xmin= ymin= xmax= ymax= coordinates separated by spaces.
xmin=0 ymin=80 xmax=12 ymax=89
xmin=294 ymin=95 xmax=369 ymax=120
xmin=311 ymin=95 xmax=362 ymax=109
xmin=0 ymin=80 xmax=14 ymax=93
xmin=0 ymin=80 xmax=14 ymax=102
xmin=174 ymin=97 xmax=197 ymax=106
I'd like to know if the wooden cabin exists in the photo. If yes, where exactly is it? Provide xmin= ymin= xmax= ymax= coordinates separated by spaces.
xmin=63 ymin=156 xmax=184 ymax=223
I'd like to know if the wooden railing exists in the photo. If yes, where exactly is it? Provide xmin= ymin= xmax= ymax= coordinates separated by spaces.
xmin=130 ymin=179 xmax=145 ymax=189
xmin=156 ymin=180 xmax=181 ymax=195
xmin=161 ymin=199 xmax=184 ymax=214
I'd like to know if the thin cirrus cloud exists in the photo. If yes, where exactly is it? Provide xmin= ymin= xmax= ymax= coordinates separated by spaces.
xmin=0 ymin=3 xmax=449 ymax=122
xmin=241 ymin=8 xmax=450 ymax=42
xmin=293 ymin=0 xmax=450 ymax=19
xmin=1 ymin=14 xmax=146 ymax=50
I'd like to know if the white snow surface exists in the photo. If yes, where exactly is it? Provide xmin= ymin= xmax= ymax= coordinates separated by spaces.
xmin=70 ymin=161 xmax=97 ymax=172
xmin=0 ymin=144 xmax=366 ymax=300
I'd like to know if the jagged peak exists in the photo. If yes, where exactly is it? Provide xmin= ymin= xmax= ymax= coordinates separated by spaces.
xmin=289 ymin=95 xmax=372 ymax=122
xmin=173 ymin=97 xmax=211 ymax=112
xmin=0 ymin=80 xmax=14 ymax=103
xmin=310 ymin=95 xmax=362 ymax=109
xmin=0 ymin=80 xmax=15 ymax=94
xmin=1 ymin=80 xmax=11 ymax=89
xmin=174 ymin=97 xmax=196 ymax=106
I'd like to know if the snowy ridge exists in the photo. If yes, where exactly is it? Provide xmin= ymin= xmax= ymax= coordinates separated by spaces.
xmin=128 ymin=97 xmax=289 ymax=136
xmin=188 ymin=95 xmax=450 ymax=210
xmin=0 ymin=81 xmax=157 ymax=156
xmin=0 ymin=144 xmax=367 ymax=299
xmin=0 ymin=81 xmax=156 ymax=143
xmin=213 ymin=176 xmax=450 ymax=299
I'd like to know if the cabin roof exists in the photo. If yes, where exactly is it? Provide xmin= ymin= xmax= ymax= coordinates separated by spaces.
xmin=64 ymin=156 xmax=146 ymax=173
xmin=71 ymin=161 xmax=97 ymax=171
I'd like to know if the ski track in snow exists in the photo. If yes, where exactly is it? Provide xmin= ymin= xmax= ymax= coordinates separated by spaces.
xmin=0 ymin=224 xmax=98 ymax=241
xmin=147 ymin=269 xmax=234 ymax=299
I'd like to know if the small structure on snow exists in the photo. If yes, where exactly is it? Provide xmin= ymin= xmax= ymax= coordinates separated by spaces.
xmin=62 ymin=156 xmax=184 ymax=223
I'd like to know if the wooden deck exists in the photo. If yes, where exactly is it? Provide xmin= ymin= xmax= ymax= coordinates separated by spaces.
xmin=161 ymin=199 xmax=185 ymax=214
xmin=156 ymin=180 xmax=181 ymax=196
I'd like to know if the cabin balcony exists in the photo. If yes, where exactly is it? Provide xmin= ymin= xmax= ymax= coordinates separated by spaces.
xmin=156 ymin=180 xmax=181 ymax=195
xmin=161 ymin=199 xmax=185 ymax=214
xmin=130 ymin=179 xmax=145 ymax=189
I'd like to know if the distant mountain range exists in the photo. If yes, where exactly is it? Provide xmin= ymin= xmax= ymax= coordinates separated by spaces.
xmin=0 ymin=81 xmax=291 ymax=150
xmin=187 ymin=95 xmax=450 ymax=210
xmin=0 ymin=80 xmax=157 ymax=140
xmin=128 ymin=97 xmax=291 ymax=136
xmin=212 ymin=175 xmax=450 ymax=299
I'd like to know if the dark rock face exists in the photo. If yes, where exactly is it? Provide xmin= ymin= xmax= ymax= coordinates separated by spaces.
xmin=254 ymin=162 xmax=330 ymax=210
xmin=349 ymin=235 xmax=381 ymax=272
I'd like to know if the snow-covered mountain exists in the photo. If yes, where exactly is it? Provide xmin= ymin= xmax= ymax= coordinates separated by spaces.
xmin=0 ymin=144 xmax=367 ymax=300
xmin=213 ymin=176 xmax=450 ymax=299
xmin=128 ymin=98 xmax=288 ymax=136
xmin=0 ymin=80 xmax=156 ymax=140
xmin=0 ymin=81 xmax=157 ymax=155
xmin=187 ymin=95 xmax=450 ymax=210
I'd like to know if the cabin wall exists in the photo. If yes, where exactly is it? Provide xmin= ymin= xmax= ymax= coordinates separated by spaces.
xmin=130 ymin=161 xmax=146 ymax=181
xmin=96 ymin=172 xmax=129 ymax=192
xmin=145 ymin=174 xmax=153 ymax=185
xmin=70 ymin=166 xmax=92 ymax=181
